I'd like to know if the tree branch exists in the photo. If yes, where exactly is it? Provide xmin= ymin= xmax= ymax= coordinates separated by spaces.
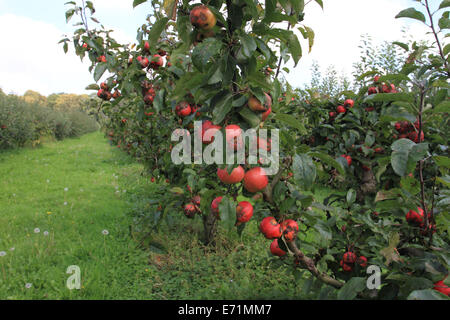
xmin=287 ymin=240 xmax=344 ymax=289
xmin=424 ymin=0 xmax=450 ymax=76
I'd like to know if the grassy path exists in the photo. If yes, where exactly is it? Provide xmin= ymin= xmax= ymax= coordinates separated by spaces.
xmin=0 ymin=132 xmax=152 ymax=299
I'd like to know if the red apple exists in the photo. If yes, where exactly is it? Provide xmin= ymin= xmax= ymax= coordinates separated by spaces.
xmin=217 ymin=165 xmax=245 ymax=184
xmin=244 ymin=167 xmax=269 ymax=193
xmin=270 ymin=239 xmax=287 ymax=257
xmin=259 ymin=217 xmax=282 ymax=239
xmin=236 ymin=201 xmax=254 ymax=223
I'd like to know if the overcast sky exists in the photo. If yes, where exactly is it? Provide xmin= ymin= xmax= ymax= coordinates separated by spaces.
xmin=0 ymin=0 xmax=441 ymax=96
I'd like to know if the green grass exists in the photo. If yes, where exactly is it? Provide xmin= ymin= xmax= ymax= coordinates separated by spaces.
xmin=0 ymin=132 xmax=336 ymax=300
xmin=0 ymin=132 xmax=153 ymax=299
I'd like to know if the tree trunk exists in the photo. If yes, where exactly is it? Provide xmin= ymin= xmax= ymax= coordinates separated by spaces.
xmin=202 ymin=212 xmax=218 ymax=246
xmin=358 ymin=169 xmax=377 ymax=202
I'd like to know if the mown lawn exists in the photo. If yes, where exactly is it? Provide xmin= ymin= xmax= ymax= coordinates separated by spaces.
xmin=0 ymin=132 xmax=335 ymax=300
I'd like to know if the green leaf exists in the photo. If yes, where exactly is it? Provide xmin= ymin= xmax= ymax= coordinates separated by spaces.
xmin=443 ymin=43 xmax=450 ymax=56
xmin=309 ymin=152 xmax=345 ymax=175
xmin=440 ymin=0 xmax=450 ymax=9
xmin=393 ymin=41 xmax=409 ymax=51
xmin=293 ymin=153 xmax=316 ymax=190
xmin=65 ymin=9 xmax=75 ymax=23
xmin=400 ymin=175 xmax=420 ymax=195
xmin=434 ymin=100 xmax=450 ymax=113
xmin=219 ymin=197 xmax=237 ymax=231
xmin=346 ymin=189 xmax=356 ymax=206
xmin=85 ymin=84 xmax=100 ymax=90
xmin=408 ymin=289 xmax=450 ymax=300
xmin=314 ymin=0 xmax=323 ymax=9
xmin=439 ymin=15 xmax=450 ymax=29
xmin=380 ymin=232 xmax=401 ymax=266
xmin=133 ymin=0 xmax=147 ymax=8
xmin=93 ymin=63 xmax=107 ymax=82
xmin=299 ymin=25 xmax=315 ymax=53
xmin=364 ymin=92 xmax=414 ymax=103
xmin=172 ymin=72 xmax=205 ymax=100
xmin=239 ymin=108 xmax=261 ymax=128
xmin=148 ymin=17 xmax=169 ymax=48
xmin=390 ymin=139 xmax=415 ymax=177
xmin=337 ymin=277 xmax=367 ymax=300
xmin=396 ymin=8 xmax=426 ymax=23
xmin=287 ymin=32 xmax=302 ymax=66
xmin=313 ymin=220 xmax=332 ymax=242
xmin=239 ymin=34 xmax=257 ymax=58
xmin=192 ymin=38 xmax=223 ymax=72
xmin=275 ymin=114 xmax=307 ymax=134
xmin=211 ymin=92 xmax=233 ymax=124
xmin=434 ymin=156 xmax=450 ymax=169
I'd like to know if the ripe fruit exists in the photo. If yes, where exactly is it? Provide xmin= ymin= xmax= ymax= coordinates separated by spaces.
xmin=381 ymin=83 xmax=390 ymax=93
xmin=137 ymin=56 xmax=149 ymax=68
xmin=281 ymin=219 xmax=299 ymax=242
xmin=433 ymin=276 xmax=450 ymax=296
xmin=343 ymin=251 xmax=357 ymax=264
xmin=244 ymin=167 xmax=269 ymax=193
xmin=190 ymin=5 xmax=217 ymax=30
xmin=261 ymin=106 xmax=272 ymax=121
xmin=225 ymin=124 xmax=243 ymax=150
xmin=157 ymin=49 xmax=167 ymax=56
xmin=344 ymin=99 xmax=354 ymax=108
xmin=390 ymin=84 xmax=397 ymax=93
xmin=112 ymin=90 xmax=121 ymax=99
xmin=259 ymin=217 xmax=282 ymax=239
xmin=97 ymin=89 xmax=111 ymax=101
xmin=406 ymin=207 xmax=425 ymax=225
xmin=329 ymin=111 xmax=337 ymax=118
xmin=236 ymin=201 xmax=254 ymax=223
xmin=408 ymin=131 xmax=424 ymax=143
xmin=193 ymin=195 xmax=201 ymax=206
xmin=357 ymin=256 xmax=368 ymax=268
xmin=340 ymin=260 xmax=353 ymax=272
xmin=217 ymin=165 xmax=245 ymax=184
xmin=143 ymin=41 xmax=150 ymax=52
xmin=336 ymin=105 xmax=346 ymax=114
xmin=144 ymin=94 xmax=154 ymax=105
xmin=211 ymin=196 xmax=223 ymax=216
xmin=255 ymin=137 xmax=271 ymax=151
xmin=374 ymin=147 xmax=383 ymax=154
xmin=201 ymin=120 xmax=221 ymax=144
xmin=341 ymin=154 xmax=352 ymax=166
xmin=100 ymin=82 xmax=109 ymax=90
xmin=97 ymin=55 xmax=107 ymax=63
xmin=374 ymin=75 xmax=380 ymax=83
xmin=175 ymin=101 xmax=192 ymax=117
xmin=270 ymin=239 xmax=287 ymax=257
xmin=150 ymin=54 xmax=164 ymax=69
xmin=368 ymin=87 xmax=378 ymax=95
xmin=184 ymin=203 xmax=197 ymax=219
xmin=248 ymin=93 xmax=272 ymax=112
